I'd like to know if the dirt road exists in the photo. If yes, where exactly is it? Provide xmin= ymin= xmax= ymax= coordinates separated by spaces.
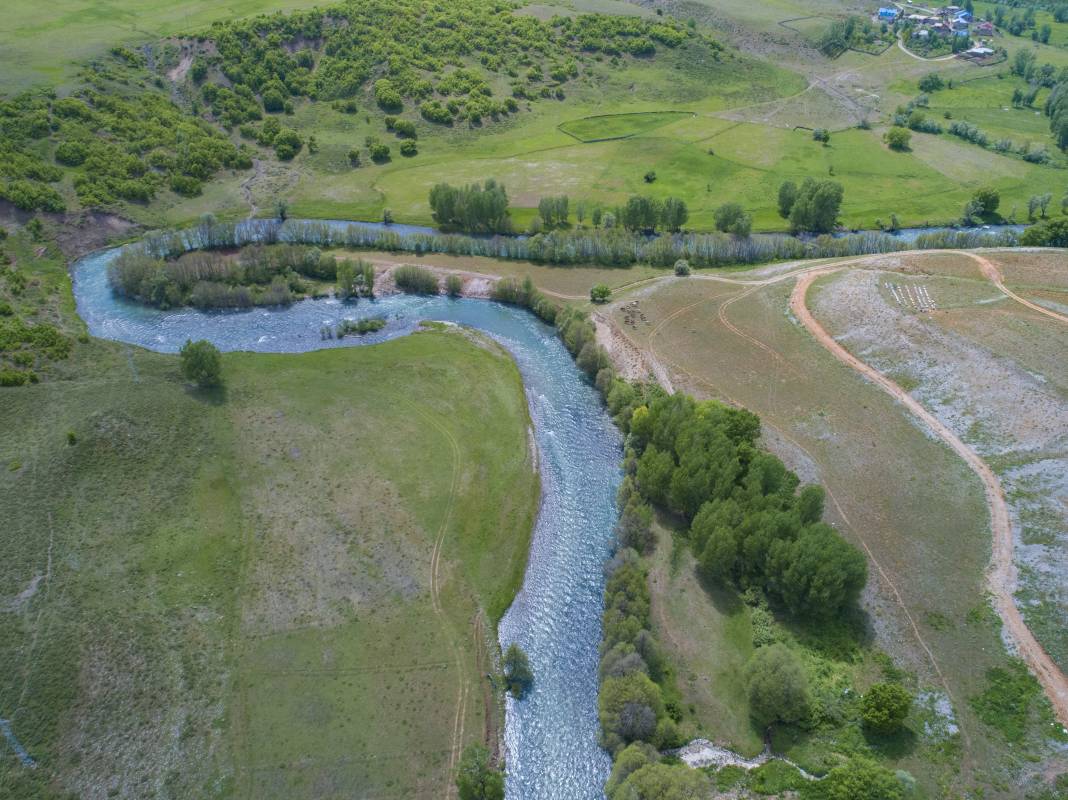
xmin=790 ymin=268 xmax=1068 ymax=726
xmin=958 ymin=250 xmax=1068 ymax=326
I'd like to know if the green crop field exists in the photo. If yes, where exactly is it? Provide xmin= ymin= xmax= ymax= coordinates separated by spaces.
xmin=0 ymin=231 xmax=538 ymax=798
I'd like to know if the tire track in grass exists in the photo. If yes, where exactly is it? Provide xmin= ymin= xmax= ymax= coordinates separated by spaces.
xmin=791 ymin=268 xmax=1068 ymax=726
xmin=403 ymin=400 xmax=469 ymax=799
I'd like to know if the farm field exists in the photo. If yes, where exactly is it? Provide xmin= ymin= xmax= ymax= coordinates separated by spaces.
xmin=0 ymin=239 xmax=538 ymax=798
xmin=595 ymin=249 xmax=1068 ymax=798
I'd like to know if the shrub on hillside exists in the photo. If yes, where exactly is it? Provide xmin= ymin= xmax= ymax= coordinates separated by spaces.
xmin=861 ymin=683 xmax=913 ymax=735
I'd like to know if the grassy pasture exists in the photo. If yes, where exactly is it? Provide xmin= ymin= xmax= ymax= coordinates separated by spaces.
xmin=0 ymin=235 xmax=538 ymax=798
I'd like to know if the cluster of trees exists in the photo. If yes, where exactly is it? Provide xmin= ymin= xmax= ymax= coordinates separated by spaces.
xmin=617 ymin=195 xmax=689 ymax=233
xmin=598 ymin=550 xmax=681 ymax=754
xmin=625 ymin=392 xmax=867 ymax=618
xmin=1021 ymin=216 xmax=1068 ymax=246
xmin=185 ymin=0 xmax=706 ymax=128
xmin=0 ymin=84 xmax=250 ymax=211
xmin=108 ymin=243 xmax=332 ymax=309
xmin=147 ymin=215 xmax=1020 ymax=278
xmin=528 ymin=194 xmax=688 ymax=234
xmin=239 ymin=116 xmax=303 ymax=160
xmin=537 ymin=195 xmax=570 ymax=228
xmin=429 ymin=180 xmax=512 ymax=234
xmin=0 ymin=306 xmax=71 ymax=387
xmin=817 ymin=16 xmax=883 ymax=58
xmin=455 ymin=744 xmax=504 ymax=800
xmin=777 ymin=179 xmax=845 ymax=234
xmin=962 ymin=185 xmax=1001 ymax=224
xmin=713 ymin=202 xmax=752 ymax=237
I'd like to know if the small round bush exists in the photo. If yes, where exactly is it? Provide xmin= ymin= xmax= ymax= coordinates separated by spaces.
xmin=179 ymin=339 xmax=223 ymax=388
xmin=673 ymin=259 xmax=691 ymax=277
xmin=861 ymin=683 xmax=912 ymax=735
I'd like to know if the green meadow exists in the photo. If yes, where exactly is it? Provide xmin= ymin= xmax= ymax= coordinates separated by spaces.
xmin=0 ymin=227 xmax=538 ymax=798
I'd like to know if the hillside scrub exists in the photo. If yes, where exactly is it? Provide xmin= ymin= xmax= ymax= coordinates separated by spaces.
xmin=0 ymin=81 xmax=250 ymax=212
xmin=186 ymin=0 xmax=712 ymax=127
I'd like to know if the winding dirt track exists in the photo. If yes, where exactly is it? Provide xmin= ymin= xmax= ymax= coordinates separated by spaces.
xmin=789 ymin=268 xmax=1068 ymax=726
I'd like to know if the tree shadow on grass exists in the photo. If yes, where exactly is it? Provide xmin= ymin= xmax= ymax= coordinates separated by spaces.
xmin=864 ymin=724 xmax=919 ymax=759
xmin=693 ymin=565 xmax=747 ymax=618
xmin=184 ymin=383 xmax=228 ymax=406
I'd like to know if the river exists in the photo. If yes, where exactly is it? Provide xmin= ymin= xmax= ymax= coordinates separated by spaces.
xmin=71 ymin=245 xmax=623 ymax=800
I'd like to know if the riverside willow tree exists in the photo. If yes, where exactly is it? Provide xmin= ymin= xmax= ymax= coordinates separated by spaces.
xmin=777 ymin=178 xmax=845 ymax=234
xmin=455 ymin=744 xmax=504 ymax=800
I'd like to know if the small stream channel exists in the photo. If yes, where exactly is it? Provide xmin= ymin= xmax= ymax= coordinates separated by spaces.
xmin=71 ymin=245 xmax=623 ymax=799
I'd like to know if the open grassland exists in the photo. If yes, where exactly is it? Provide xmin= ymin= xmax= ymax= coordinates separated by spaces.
xmin=596 ymin=254 xmax=1065 ymax=797
xmin=0 ymin=238 xmax=538 ymax=799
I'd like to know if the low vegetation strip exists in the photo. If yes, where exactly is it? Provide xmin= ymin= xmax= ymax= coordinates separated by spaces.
xmin=790 ymin=268 xmax=1068 ymax=726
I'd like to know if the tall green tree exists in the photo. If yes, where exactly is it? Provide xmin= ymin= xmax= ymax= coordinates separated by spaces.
xmin=503 ymin=643 xmax=534 ymax=698
xmin=746 ymin=643 xmax=810 ymax=728
xmin=179 ymin=339 xmax=222 ymax=387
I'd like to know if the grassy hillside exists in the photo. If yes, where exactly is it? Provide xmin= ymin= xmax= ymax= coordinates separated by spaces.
xmin=3 ymin=0 xmax=1068 ymax=232
xmin=0 ymin=228 xmax=538 ymax=799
